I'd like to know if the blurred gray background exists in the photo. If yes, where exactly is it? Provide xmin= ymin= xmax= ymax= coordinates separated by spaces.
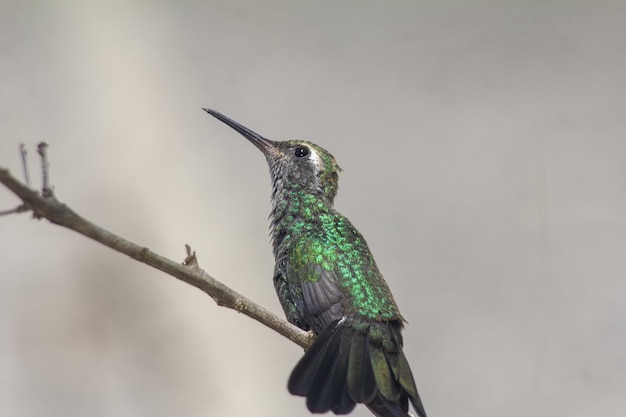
xmin=1 ymin=1 xmax=625 ymax=416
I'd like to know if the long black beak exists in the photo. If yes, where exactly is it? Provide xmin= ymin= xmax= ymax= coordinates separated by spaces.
xmin=203 ymin=108 xmax=278 ymax=156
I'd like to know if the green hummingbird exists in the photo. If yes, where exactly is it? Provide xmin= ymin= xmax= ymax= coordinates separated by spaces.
xmin=203 ymin=108 xmax=427 ymax=417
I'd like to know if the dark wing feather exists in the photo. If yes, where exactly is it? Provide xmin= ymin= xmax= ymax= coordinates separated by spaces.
xmin=288 ymin=235 xmax=345 ymax=334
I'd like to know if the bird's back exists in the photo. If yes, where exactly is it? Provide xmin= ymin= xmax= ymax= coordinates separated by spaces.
xmin=286 ymin=211 xmax=403 ymax=333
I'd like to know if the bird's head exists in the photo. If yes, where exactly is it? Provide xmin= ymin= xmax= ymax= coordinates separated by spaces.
xmin=204 ymin=108 xmax=342 ymax=204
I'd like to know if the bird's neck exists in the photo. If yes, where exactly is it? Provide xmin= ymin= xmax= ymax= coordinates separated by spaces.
xmin=269 ymin=182 xmax=334 ymax=256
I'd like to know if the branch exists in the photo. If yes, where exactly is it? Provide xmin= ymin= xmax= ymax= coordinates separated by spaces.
xmin=0 ymin=145 xmax=314 ymax=350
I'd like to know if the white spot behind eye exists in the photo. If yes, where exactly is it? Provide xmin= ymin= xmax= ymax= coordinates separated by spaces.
xmin=309 ymin=149 xmax=323 ymax=174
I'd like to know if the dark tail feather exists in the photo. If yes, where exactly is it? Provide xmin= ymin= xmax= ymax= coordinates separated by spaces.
xmin=305 ymin=326 xmax=350 ymax=412
xmin=347 ymin=329 xmax=378 ymax=404
xmin=287 ymin=318 xmax=427 ymax=417
xmin=288 ymin=321 xmax=340 ymax=397
xmin=288 ymin=320 xmax=356 ymax=414
xmin=366 ymin=393 xmax=409 ymax=417
xmin=365 ymin=385 xmax=426 ymax=417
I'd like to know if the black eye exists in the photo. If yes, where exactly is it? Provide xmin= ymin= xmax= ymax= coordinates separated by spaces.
xmin=294 ymin=146 xmax=310 ymax=158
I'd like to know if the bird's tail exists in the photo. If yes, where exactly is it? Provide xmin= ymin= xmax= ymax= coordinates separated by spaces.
xmin=287 ymin=318 xmax=426 ymax=417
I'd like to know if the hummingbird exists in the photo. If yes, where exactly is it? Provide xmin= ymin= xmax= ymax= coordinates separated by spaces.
xmin=203 ymin=108 xmax=427 ymax=417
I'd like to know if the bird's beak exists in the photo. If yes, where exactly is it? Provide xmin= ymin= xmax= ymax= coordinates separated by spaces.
xmin=203 ymin=108 xmax=279 ymax=156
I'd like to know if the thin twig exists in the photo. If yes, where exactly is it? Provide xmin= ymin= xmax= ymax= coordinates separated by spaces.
xmin=0 ymin=164 xmax=314 ymax=349
xmin=19 ymin=144 xmax=31 ymax=188
xmin=0 ymin=204 xmax=29 ymax=216
xmin=184 ymin=244 xmax=199 ymax=268
xmin=37 ymin=142 xmax=53 ymax=197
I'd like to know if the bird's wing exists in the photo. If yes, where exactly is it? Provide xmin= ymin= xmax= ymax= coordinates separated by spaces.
xmin=288 ymin=233 xmax=345 ymax=334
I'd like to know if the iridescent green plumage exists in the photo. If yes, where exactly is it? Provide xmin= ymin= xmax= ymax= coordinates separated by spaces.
xmin=204 ymin=108 xmax=427 ymax=417
xmin=289 ymin=210 xmax=400 ymax=321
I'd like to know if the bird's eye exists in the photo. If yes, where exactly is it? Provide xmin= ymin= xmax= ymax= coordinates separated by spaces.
xmin=294 ymin=146 xmax=310 ymax=158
